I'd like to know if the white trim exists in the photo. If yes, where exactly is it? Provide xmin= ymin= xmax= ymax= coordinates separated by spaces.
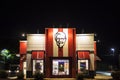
xmin=53 ymin=29 xmax=58 ymax=57
xmin=63 ymin=29 xmax=68 ymax=57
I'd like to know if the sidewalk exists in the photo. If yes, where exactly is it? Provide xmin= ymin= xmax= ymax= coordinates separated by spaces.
xmin=44 ymin=78 xmax=75 ymax=80
xmin=94 ymin=74 xmax=112 ymax=80
xmin=26 ymin=74 xmax=113 ymax=80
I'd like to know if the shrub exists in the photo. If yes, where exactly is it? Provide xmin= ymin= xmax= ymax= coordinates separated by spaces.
xmin=76 ymin=73 xmax=84 ymax=80
xmin=17 ymin=71 xmax=24 ymax=80
xmin=111 ymin=71 xmax=120 ymax=80
xmin=34 ymin=72 xmax=44 ymax=80
xmin=0 ymin=70 xmax=8 ymax=78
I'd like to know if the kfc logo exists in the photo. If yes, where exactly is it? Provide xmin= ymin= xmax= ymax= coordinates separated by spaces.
xmin=55 ymin=32 xmax=66 ymax=48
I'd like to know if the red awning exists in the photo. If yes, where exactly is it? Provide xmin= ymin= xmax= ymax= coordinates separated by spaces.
xmin=32 ymin=51 xmax=44 ymax=59
xmin=77 ymin=51 xmax=101 ymax=61
xmin=78 ymin=51 xmax=90 ymax=59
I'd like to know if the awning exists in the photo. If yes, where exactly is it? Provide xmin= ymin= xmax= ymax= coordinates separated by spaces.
xmin=96 ymin=56 xmax=101 ymax=61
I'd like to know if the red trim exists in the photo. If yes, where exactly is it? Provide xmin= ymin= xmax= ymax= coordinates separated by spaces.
xmin=19 ymin=41 xmax=27 ymax=54
xmin=68 ymin=29 xmax=73 ymax=57
xmin=73 ymin=28 xmax=76 ymax=78
xmin=58 ymin=28 xmax=63 ymax=57
xmin=32 ymin=51 xmax=44 ymax=59
xmin=94 ymin=41 xmax=97 ymax=55
xmin=20 ymin=54 xmax=26 ymax=70
xmin=45 ymin=28 xmax=53 ymax=77
xmin=20 ymin=61 xmax=22 ymax=70
xmin=58 ymin=28 xmax=63 ymax=32
xmin=78 ymin=51 xmax=90 ymax=59
xmin=68 ymin=28 xmax=76 ymax=77
xmin=46 ymin=28 xmax=53 ymax=57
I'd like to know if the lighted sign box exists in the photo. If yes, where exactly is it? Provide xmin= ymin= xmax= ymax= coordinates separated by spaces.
xmin=76 ymin=34 xmax=94 ymax=51
xmin=27 ymin=34 xmax=45 ymax=51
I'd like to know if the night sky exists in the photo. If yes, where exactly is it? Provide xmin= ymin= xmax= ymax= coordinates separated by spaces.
xmin=0 ymin=1 xmax=120 ymax=56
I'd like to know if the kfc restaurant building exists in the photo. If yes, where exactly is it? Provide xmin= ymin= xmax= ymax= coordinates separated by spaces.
xmin=19 ymin=28 xmax=97 ymax=78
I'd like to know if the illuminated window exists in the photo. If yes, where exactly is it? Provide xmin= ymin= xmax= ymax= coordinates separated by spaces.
xmin=52 ymin=59 xmax=69 ymax=75
xmin=33 ymin=60 xmax=44 ymax=74
xmin=78 ymin=60 xmax=89 ymax=73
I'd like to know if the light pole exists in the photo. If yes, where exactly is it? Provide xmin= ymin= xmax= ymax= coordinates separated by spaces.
xmin=111 ymin=48 xmax=115 ymax=70
xmin=21 ymin=33 xmax=26 ymax=40
xmin=22 ymin=33 xmax=25 ymax=37
xmin=111 ymin=48 xmax=115 ymax=56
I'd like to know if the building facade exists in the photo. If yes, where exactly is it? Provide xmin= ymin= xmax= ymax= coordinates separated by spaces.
xmin=19 ymin=28 xmax=97 ymax=78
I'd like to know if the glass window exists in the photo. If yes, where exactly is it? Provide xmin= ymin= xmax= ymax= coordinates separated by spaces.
xmin=78 ymin=60 xmax=89 ymax=73
xmin=52 ymin=59 xmax=69 ymax=75
xmin=33 ymin=60 xmax=44 ymax=74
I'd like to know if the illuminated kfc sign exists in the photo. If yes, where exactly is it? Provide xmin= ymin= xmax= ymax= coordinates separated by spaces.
xmin=55 ymin=32 xmax=67 ymax=48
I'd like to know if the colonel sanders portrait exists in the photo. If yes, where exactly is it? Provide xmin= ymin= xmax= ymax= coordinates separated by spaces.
xmin=55 ymin=32 xmax=66 ymax=48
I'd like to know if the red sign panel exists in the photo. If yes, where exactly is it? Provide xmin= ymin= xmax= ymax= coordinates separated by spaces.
xmin=94 ymin=41 xmax=97 ymax=55
xmin=32 ymin=51 xmax=44 ymax=59
xmin=19 ymin=41 xmax=27 ymax=54
xmin=78 ymin=51 xmax=90 ymax=59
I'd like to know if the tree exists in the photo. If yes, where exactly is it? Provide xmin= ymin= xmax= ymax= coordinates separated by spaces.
xmin=0 ymin=49 xmax=20 ymax=69
xmin=0 ymin=49 xmax=9 ymax=64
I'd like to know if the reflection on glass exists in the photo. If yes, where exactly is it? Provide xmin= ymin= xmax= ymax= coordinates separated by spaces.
xmin=59 ymin=62 xmax=64 ymax=71
xmin=33 ymin=60 xmax=44 ymax=74
xmin=78 ymin=60 xmax=88 ymax=73
xmin=52 ymin=59 xmax=69 ymax=75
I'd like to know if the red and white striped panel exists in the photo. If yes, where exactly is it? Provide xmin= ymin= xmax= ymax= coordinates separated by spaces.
xmin=45 ymin=28 xmax=76 ymax=57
